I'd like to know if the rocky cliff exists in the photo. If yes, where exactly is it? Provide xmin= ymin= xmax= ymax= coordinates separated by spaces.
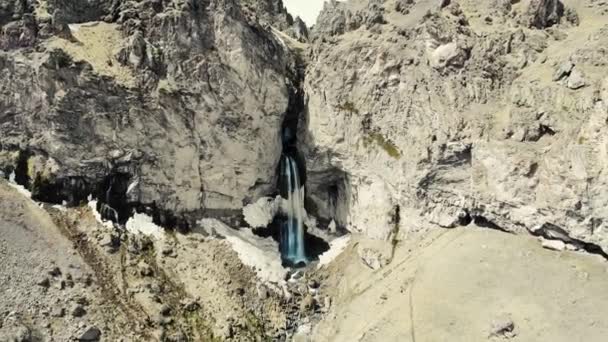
xmin=1 ymin=0 xmax=301 ymax=228
xmin=304 ymin=0 xmax=608 ymax=254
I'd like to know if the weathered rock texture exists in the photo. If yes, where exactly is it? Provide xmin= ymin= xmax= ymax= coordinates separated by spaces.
xmin=303 ymin=0 xmax=608 ymax=252
xmin=0 ymin=0 xmax=300 ymax=226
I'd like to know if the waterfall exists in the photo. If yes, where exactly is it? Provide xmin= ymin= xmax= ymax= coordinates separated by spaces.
xmin=281 ymin=154 xmax=307 ymax=266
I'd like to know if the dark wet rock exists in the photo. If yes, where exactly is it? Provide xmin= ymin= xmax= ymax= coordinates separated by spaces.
xmin=71 ymin=304 xmax=87 ymax=317
xmin=78 ymin=327 xmax=102 ymax=341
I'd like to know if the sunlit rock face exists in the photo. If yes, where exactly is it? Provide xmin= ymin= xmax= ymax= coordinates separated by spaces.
xmin=0 ymin=0 xmax=300 ymax=224
xmin=303 ymin=0 xmax=608 ymax=252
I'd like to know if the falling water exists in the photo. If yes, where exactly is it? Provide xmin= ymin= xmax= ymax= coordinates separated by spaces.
xmin=281 ymin=154 xmax=307 ymax=266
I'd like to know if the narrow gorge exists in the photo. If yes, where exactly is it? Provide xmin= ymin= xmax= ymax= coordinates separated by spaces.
xmin=2 ymin=0 xmax=608 ymax=341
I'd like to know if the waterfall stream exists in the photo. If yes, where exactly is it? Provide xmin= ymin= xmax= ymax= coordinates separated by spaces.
xmin=281 ymin=154 xmax=308 ymax=266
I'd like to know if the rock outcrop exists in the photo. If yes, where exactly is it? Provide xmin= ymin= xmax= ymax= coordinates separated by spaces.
xmin=303 ymin=0 xmax=608 ymax=252
xmin=0 ymin=0 xmax=300 ymax=227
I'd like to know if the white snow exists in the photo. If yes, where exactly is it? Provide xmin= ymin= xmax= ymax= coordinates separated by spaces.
xmin=7 ymin=171 xmax=32 ymax=198
xmin=242 ymin=196 xmax=280 ymax=228
xmin=200 ymin=218 xmax=287 ymax=284
xmin=317 ymin=235 xmax=351 ymax=269
xmin=126 ymin=213 xmax=165 ymax=240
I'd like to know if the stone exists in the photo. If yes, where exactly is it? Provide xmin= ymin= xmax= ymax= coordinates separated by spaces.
xmin=181 ymin=299 xmax=200 ymax=312
xmin=48 ymin=266 xmax=61 ymax=277
xmin=37 ymin=277 xmax=50 ymax=288
xmin=257 ymin=284 xmax=269 ymax=300
xmin=51 ymin=306 xmax=65 ymax=318
xmin=567 ymin=69 xmax=586 ymax=89
xmin=541 ymin=238 xmax=566 ymax=251
xmin=527 ymin=0 xmax=565 ymax=28
xmin=159 ymin=304 xmax=171 ymax=316
xmin=429 ymin=42 xmax=468 ymax=70
xmin=138 ymin=262 xmax=154 ymax=277
xmin=489 ymin=314 xmax=517 ymax=338
xmin=307 ymin=279 xmax=319 ymax=289
xmin=99 ymin=232 xmax=120 ymax=254
xmin=161 ymin=246 xmax=176 ymax=258
xmin=78 ymin=327 xmax=102 ymax=341
xmin=300 ymin=294 xmax=316 ymax=313
xmin=552 ymin=60 xmax=573 ymax=81
xmin=9 ymin=325 xmax=31 ymax=342
xmin=71 ymin=304 xmax=87 ymax=317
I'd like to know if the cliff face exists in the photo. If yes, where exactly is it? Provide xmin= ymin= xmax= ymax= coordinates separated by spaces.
xmin=304 ymin=0 xmax=608 ymax=251
xmin=1 ymin=0 xmax=300 ymax=226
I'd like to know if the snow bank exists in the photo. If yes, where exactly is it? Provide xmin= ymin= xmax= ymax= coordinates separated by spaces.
xmin=200 ymin=218 xmax=287 ymax=284
xmin=317 ymin=235 xmax=351 ymax=269
xmin=242 ymin=196 xmax=280 ymax=228
xmin=126 ymin=213 xmax=165 ymax=240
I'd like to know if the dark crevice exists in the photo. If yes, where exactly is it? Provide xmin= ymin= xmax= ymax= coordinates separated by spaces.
xmin=458 ymin=210 xmax=473 ymax=226
xmin=458 ymin=209 xmax=512 ymax=234
xmin=14 ymin=150 xmax=31 ymax=187
xmin=473 ymin=215 xmax=507 ymax=232
xmin=530 ymin=223 xmax=608 ymax=260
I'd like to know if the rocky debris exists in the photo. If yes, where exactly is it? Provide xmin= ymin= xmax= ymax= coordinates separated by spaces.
xmin=395 ymin=0 xmax=415 ymax=14
xmin=48 ymin=267 xmax=62 ymax=277
xmin=51 ymin=307 xmax=65 ymax=318
xmin=527 ymin=0 xmax=565 ymax=28
xmin=71 ymin=304 xmax=87 ymax=317
xmin=358 ymin=247 xmax=389 ymax=270
xmin=159 ymin=304 xmax=171 ymax=317
xmin=488 ymin=314 xmax=517 ymax=339
xmin=429 ymin=42 xmax=469 ymax=70
xmin=98 ymin=231 xmax=120 ymax=254
xmin=566 ymin=68 xmax=587 ymax=89
xmin=552 ymin=60 xmax=574 ymax=81
xmin=37 ymin=277 xmax=51 ymax=288
xmin=138 ymin=261 xmax=154 ymax=277
xmin=78 ymin=327 xmax=101 ymax=341
xmin=161 ymin=245 xmax=177 ymax=258
xmin=180 ymin=298 xmax=200 ymax=312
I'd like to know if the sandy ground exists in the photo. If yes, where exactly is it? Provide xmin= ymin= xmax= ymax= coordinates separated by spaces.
xmin=312 ymin=228 xmax=608 ymax=342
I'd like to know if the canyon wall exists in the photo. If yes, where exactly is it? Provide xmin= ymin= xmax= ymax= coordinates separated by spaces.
xmin=303 ymin=0 xmax=608 ymax=252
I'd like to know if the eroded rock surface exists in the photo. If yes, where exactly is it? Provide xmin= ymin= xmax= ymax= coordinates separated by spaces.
xmin=1 ymin=0 xmax=299 ymax=227
xmin=303 ymin=0 xmax=608 ymax=253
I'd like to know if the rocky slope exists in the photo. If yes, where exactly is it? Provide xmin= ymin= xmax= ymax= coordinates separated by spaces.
xmin=304 ymin=0 xmax=608 ymax=253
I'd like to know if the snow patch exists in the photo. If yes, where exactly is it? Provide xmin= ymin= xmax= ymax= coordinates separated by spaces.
xmin=126 ymin=213 xmax=165 ymax=240
xmin=243 ymin=196 xmax=280 ymax=228
xmin=317 ymin=235 xmax=351 ymax=269
xmin=200 ymin=218 xmax=287 ymax=284
xmin=7 ymin=171 xmax=32 ymax=198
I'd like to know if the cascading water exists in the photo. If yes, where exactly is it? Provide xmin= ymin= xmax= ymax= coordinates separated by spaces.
xmin=280 ymin=153 xmax=307 ymax=266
